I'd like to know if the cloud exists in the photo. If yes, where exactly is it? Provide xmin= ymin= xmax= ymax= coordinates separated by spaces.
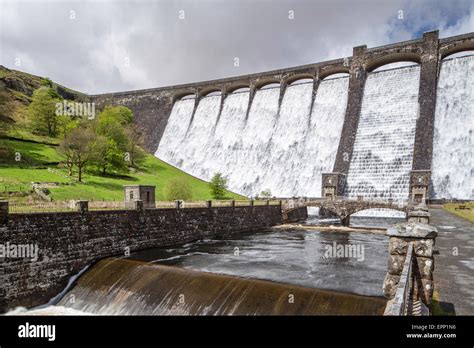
xmin=0 ymin=0 xmax=472 ymax=94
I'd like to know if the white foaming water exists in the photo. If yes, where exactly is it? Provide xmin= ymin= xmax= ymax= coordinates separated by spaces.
xmin=266 ymin=83 xmax=313 ymax=196
xmin=156 ymin=78 xmax=349 ymax=197
xmin=238 ymin=87 xmax=280 ymax=195
xmin=6 ymin=306 xmax=93 ymax=316
xmin=178 ymin=95 xmax=222 ymax=179
xmin=432 ymin=55 xmax=474 ymax=199
xmin=302 ymin=78 xmax=349 ymax=195
xmin=346 ymin=66 xmax=420 ymax=204
xmin=155 ymin=98 xmax=194 ymax=169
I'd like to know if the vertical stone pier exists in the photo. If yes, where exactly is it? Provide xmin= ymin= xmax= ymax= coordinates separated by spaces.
xmin=412 ymin=31 xmax=439 ymax=171
xmin=333 ymin=45 xmax=367 ymax=174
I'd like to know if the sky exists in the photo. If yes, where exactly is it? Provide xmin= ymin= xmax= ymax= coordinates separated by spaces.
xmin=0 ymin=0 xmax=473 ymax=94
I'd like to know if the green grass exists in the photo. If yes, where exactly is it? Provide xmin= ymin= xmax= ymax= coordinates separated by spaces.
xmin=0 ymin=138 xmax=63 ymax=165
xmin=0 ymin=138 xmax=244 ymax=201
xmin=7 ymin=127 xmax=60 ymax=145
xmin=443 ymin=202 xmax=474 ymax=223
xmin=48 ymin=155 xmax=243 ymax=201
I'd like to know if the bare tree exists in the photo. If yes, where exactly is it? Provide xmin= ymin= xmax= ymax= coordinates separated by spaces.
xmin=58 ymin=126 xmax=95 ymax=182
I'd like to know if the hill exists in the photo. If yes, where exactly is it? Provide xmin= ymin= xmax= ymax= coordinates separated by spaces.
xmin=0 ymin=66 xmax=244 ymax=202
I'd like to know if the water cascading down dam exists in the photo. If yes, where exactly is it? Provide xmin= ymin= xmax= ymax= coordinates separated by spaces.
xmin=345 ymin=66 xmax=420 ymax=203
xmin=157 ymin=78 xmax=349 ymax=197
xmin=92 ymin=30 xmax=474 ymax=203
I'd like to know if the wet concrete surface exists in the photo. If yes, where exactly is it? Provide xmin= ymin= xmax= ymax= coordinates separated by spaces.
xmin=430 ymin=208 xmax=474 ymax=315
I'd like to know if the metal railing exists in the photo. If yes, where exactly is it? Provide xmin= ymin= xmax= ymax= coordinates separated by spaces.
xmin=392 ymin=243 xmax=414 ymax=315
xmin=385 ymin=243 xmax=425 ymax=316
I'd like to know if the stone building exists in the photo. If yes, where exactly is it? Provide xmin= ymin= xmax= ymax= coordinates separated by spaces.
xmin=124 ymin=185 xmax=156 ymax=208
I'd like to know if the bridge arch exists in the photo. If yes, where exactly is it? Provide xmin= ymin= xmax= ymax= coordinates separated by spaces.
xmin=365 ymin=52 xmax=421 ymax=72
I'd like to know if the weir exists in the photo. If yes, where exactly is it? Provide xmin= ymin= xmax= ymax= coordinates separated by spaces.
xmin=56 ymin=258 xmax=387 ymax=315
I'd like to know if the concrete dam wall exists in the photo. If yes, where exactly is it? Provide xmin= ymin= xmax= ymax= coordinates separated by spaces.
xmin=91 ymin=31 xmax=474 ymax=200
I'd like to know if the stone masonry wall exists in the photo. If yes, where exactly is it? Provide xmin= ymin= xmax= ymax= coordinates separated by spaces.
xmin=0 ymin=205 xmax=281 ymax=312
xmin=282 ymin=206 xmax=308 ymax=223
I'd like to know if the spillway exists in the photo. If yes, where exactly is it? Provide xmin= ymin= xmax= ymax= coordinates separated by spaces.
xmin=156 ymin=61 xmax=471 ymax=200
xmin=431 ymin=55 xmax=474 ymax=199
xmin=57 ymin=258 xmax=386 ymax=315
xmin=345 ymin=66 xmax=420 ymax=204
xmin=156 ymin=78 xmax=349 ymax=197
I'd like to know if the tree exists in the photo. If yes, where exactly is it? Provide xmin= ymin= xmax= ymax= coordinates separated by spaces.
xmin=164 ymin=178 xmax=193 ymax=201
xmin=27 ymin=87 xmax=62 ymax=136
xmin=124 ymin=124 xmax=146 ymax=168
xmin=90 ymin=135 xmax=127 ymax=175
xmin=209 ymin=172 xmax=228 ymax=199
xmin=98 ymin=105 xmax=133 ymax=127
xmin=90 ymin=105 xmax=134 ymax=174
xmin=260 ymin=189 xmax=272 ymax=198
xmin=58 ymin=126 xmax=94 ymax=182
xmin=56 ymin=114 xmax=79 ymax=138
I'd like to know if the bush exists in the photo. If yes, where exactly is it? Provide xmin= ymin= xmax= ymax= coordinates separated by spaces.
xmin=164 ymin=178 xmax=193 ymax=201
xmin=209 ymin=172 xmax=228 ymax=199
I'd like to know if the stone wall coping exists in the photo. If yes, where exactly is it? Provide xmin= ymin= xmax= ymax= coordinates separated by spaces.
xmin=408 ymin=210 xmax=430 ymax=217
xmin=387 ymin=222 xmax=438 ymax=239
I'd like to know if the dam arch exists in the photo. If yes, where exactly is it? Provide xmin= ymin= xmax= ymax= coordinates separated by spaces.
xmin=440 ymin=44 xmax=474 ymax=60
xmin=372 ymin=61 xmax=419 ymax=72
xmin=319 ymin=67 xmax=350 ymax=80
xmin=257 ymin=81 xmax=280 ymax=90
xmin=365 ymin=52 xmax=421 ymax=73
xmin=227 ymin=84 xmax=251 ymax=93
xmin=284 ymin=74 xmax=314 ymax=85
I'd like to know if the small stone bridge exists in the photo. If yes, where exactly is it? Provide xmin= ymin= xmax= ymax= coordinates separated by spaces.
xmin=281 ymin=197 xmax=411 ymax=226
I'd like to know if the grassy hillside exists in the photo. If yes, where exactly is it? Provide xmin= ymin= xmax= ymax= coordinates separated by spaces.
xmin=0 ymin=65 xmax=245 ymax=202
xmin=0 ymin=139 xmax=243 ymax=201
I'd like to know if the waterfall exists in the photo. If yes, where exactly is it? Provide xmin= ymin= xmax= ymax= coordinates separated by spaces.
xmin=345 ymin=66 xmax=420 ymax=205
xmin=431 ymin=55 xmax=474 ymax=199
xmin=155 ymin=98 xmax=194 ymax=169
xmin=303 ymin=78 xmax=349 ymax=195
xmin=156 ymin=78 xmax=349 ymax=197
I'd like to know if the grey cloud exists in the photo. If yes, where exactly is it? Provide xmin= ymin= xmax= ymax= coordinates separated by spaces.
xmin=0 ymin=0 xmax=472 ymax=94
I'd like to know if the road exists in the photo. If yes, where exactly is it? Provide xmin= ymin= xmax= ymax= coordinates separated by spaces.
xmin=430 ymin=208 xmax=474 ymax=315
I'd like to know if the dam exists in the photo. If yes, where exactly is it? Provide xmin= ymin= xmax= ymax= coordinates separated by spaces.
xmin=92 ymin=30 xmax=474 ymax=202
